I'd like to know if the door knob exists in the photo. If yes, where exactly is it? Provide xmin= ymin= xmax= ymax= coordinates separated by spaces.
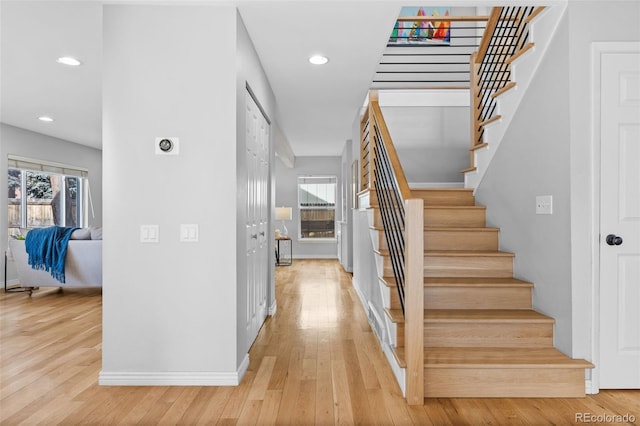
xmin=606 ymin=234 xmax=623 ymax=246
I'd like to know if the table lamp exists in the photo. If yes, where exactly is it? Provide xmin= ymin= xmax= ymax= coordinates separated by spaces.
xmin=275 ymin=207 xmax=292 ymax=236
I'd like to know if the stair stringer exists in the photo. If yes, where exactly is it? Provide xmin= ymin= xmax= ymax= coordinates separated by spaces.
xmin=465 ymin=4 xmax=567 ymax=191
xmin=364 ymin=207 xmax=407 ymax=395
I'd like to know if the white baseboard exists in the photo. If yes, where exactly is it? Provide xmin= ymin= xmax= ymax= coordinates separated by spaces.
xmin=2 ymin=278 xmax=20 ymax=287
xmin=99 ymin=354 xmax=250 ymax=386
xmin=382 ymin=342 xmax=406 ymax=396
xmin=585 ymin=379 xmax=598 ymax=395
xmin=268 ymin=300 xmax=277 ymax=316
xmin=292 ymin=254 xmax=338 ymax=259
xmin=351 ymin=277 xmax=368 ymax=309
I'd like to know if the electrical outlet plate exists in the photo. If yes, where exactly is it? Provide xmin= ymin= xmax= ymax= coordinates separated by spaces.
xmin=140 ymin=224 xmax=159 ymax=243
xmin=536 ymin=195 xmax=553 ymax=215
xmin=180 ymin=224 xmax=199 ymax=242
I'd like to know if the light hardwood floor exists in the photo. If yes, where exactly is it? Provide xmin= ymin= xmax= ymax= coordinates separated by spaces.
xmin=1 ymin=259 xmax=638 ymax=425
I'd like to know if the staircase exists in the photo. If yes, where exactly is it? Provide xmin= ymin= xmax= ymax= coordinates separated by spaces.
xmin=367 ymin=187 xmax=593 ymax=399
xmin=358 ymin=5 xmax=593 ymax=403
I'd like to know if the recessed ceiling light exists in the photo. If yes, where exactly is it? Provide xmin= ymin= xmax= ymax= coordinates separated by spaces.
xmin=56 ymin=56 xmax=82 ymax=66
xmin=38 ymin=116 xmax=54 ymax=122
xmin=309 ymin=55 xmax=329 ymax=65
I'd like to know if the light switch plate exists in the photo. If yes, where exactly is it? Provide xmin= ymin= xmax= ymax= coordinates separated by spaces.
xmin=140 ymin=225 xmax=159 ymax=243
xmin=536 ymin=195 xmax=553 ymax=215
xmin=180 ymin=224 xmax=199 ymax=242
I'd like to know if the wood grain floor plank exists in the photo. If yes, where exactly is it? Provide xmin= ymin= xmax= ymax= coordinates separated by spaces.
xmin=331 ymin=359 xmax=355 ymax=425
xmin=255 ymin=389 xmax=282 ymax=426
xmin=247 ymin=355 xmax=276 ymax=401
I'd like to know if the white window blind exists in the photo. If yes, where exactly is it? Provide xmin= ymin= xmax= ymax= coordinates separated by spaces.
xmin=8 ymin=155 xmax=88 ymax=178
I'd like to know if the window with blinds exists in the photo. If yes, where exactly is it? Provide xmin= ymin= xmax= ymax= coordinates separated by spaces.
xmin=297 ymin=176 xmax=337 ymax=240
xmin=7 ymin=155 xmax=88 ymax=237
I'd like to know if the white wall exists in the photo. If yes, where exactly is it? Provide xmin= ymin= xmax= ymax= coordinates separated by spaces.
xmin=235 ymin=11 xmax=277 ymax=366
xmin=0 ymin=124 xmax=103 ymax=286
xmin=567 ymin=1 xmax=640 ymax=365
xmin=101 ymin=5 xmax=240 ymax=383
xmin=476 ymin=1 xmax=640 ymax=364
xmin=275 ymin=156 xmax=341 ymax=259
xmin=350 ymin=114 xmax=384 ymax=337
xmin=475 ymin=14 xmax=573 ymax=354
xmin=382 ymin=106 xmax=468 ymax=184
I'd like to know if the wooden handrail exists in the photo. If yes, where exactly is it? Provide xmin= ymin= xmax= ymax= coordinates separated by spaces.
xmin=360 ymin=90 xmax=424 ymax=405
xmin=475 ymin=7 xmax=502 ymax=64
xmin=467 ymin=5 xmax=541 ymax=160
xmin=369 ymin=99 xmax=412 ymax=202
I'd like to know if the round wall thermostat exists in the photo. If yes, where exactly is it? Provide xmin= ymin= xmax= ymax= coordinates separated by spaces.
xmin=158 ymin=138 xmax=173 ymax=152
xmin=155 ymin=137 xmax=179 ymax=155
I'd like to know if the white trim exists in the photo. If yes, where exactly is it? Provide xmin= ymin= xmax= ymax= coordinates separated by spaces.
xmin=382 ymin=342 xmax=406 ymax=397
xmin=585 ymin=379 xmax=597 ymax=395
xmin=292 ymin=254 xmax=338 ymax=259
xmin=588 ymin=41 xmax=640 ymax=394
xmin=351 ymin=277 xmax=368 ymax=309
xmin=3 ymin=278 xmax=20 ymax=287
xmin=99 ymin=355 xmax=250 ymax=386
xmin=296 ymin=238 xmax=337 ymax=244
xmin=268 ymin=300 xmax=277 ymax=316
xmin=7 ymin=154 xmax=89 ymax=176
xmin=378 ymin=89 xmax=470 ymax=107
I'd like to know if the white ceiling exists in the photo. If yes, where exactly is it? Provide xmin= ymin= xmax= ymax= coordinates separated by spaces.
xmin=0 ymin=0 xmax=406 ymax=157
xmin=1 ymin=1 xmax=103 ymax=149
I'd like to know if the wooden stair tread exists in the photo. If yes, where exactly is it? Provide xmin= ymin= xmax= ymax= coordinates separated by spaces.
xmin=426 ymin=250 xmax=514 ymax=257
xmin=424 ymin=277 xmax=533 ymax=287
xmin=381 ymin=276 xmax=533 ymax=288
xmin=425 ymin=347 xmax=594 ymax=369
xmin=426 ymin=227 xmax=499 ymax=232
xmin=469 ymin=142 xmax=488 ymax=152
xmin=371 ymin=226 xmax=498 ymax=232
xmin=393 ymin=347 xmax=407 ymax=368
xmin=479 ymin=115 xmax=502 ymax=127
xmin=375 ymin=249 xmax=514 ymax=257
xmin=385 ymin=309 xmax=552 ymax=324
xmin=371 ymin=205 xmax=486 ymax=210
xmin=425 ymin=309 xmax=554 ymax=323
xmin=410 ymin=188 xmax=473 ymax=193
xmin=384 ymin=308 xmax=404 ymax=323
xmin=424 ymin=205 xmax=485 ymax=210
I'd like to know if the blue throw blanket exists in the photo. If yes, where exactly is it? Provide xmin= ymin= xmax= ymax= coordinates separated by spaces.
xmin=25 ymin=226 xmax=78 ymax=283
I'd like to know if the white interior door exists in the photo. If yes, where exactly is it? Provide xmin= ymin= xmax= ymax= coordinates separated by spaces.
xmin=246 ymin=90 xmax=269 ymax=347
xmin=599 ymin=50 xmax=640 ymax=389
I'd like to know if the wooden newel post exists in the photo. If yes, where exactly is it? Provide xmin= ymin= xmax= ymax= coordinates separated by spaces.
xmin=405 ymin=198 xmax=424 ymax=405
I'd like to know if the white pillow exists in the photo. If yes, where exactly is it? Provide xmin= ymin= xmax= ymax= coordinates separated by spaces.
xmin=71 ymin=228 xmax=92 ymax=240
xmin=90 ymin=226 xmax=103 ymax=240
